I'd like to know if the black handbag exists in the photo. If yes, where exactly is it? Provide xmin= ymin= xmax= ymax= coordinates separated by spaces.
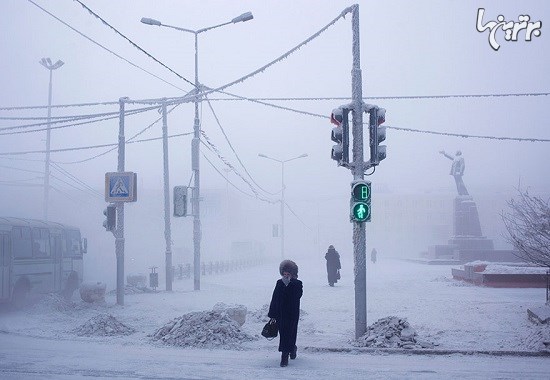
xmin=336 ymin=269 xmax=341 ymax=280
xmin=261 ymin=320 xmax=278 ymax=340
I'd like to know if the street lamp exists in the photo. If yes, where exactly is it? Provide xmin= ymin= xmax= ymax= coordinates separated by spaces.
xmin=39 ymin=57 xmax=64 ymax=221
xmin=258 ymin=153 xmax=308 ymax=259
xmin=141 ymin=12 xmax=253 ymax=291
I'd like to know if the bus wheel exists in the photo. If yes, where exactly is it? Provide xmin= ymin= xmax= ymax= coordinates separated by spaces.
xmin=62 ymin=272 xmax=78 ymax=300
xmin=12 ymin=283 xmax=29 ymax=310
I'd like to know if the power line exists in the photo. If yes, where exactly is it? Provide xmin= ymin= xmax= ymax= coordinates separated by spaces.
xmin=386 ymin=125 xmax=550 ymax=142
xmin=204 ymin=95 xmax=278 ymax=196
xmin=73 ymin=0 xmax=195 ymax=88
xmin=205 ymin=92 xmax=550 ymax=101
xmin=0 ymin=131 xmax=192 ymax=157
xmin=53 ymin=104 xmax=184 ymax=164
xmin=26 ymin=0 xmax=187 ymax=92
xmin=0 ymin=105 xmax=159 ymax=133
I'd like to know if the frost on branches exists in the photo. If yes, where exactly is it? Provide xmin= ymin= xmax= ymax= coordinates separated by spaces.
xmin=501 ymin=188 xmax=550 ymax=268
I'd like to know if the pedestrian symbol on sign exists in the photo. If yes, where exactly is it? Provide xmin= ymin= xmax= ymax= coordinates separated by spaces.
xmin=111 ymin=178 xmax=129 ymax=196
xmin=356 ymin=204 xmax=366 ymax=219
xmin=105 ymin=172 xmax=137 ymax=202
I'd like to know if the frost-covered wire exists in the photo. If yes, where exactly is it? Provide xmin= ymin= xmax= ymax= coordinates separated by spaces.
xmin=53 ymin=104 xmax=183 ymax=164
xmin=386 ymin=125 xmax=550 ymax=142
xmin=161 ymin=6 xmax=353 ymax=107
xmin=284 ymin=201 xmax=311 ymax=231
xmin=204 ymin=92 xmax=550 ymax=101
xmin=201 ymin=152 xmax=263 ymax=201
xmin=27 ymin=0 xmax=187 ymax=92
xmin=204 ymin=95 xmax=279 ymax=196
xmin=50 ymin=162 xmax=103 ymax=198
xmin=74 ymin=0 xmax=195 ymax=88
xmin=200 ymin=131 xmax=276 ymax=204
xmin=0 ymin=105 xmax=158 ymax=133
xmin=216 ymin=89 xmax=327 ymax=119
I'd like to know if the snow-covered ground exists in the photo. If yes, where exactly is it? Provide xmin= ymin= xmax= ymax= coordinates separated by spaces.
xmin=0 ymin=258 xmax=549 ymax=379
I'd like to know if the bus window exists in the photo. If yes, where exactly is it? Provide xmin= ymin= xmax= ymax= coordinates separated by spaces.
xmin=3 ymin=235 xmax=10 ymax=266
xmin=64 ymin=230 xmax=82 ymax=257
xmin=32 ymin=228 xmax=51 ymax=257
xmin=12 ymin=227 xmax=32 ymax=259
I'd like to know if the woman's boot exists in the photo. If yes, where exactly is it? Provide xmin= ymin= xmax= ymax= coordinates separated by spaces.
xmin=280 ymin=352 xmax=289 ymax=367
xmin=290 ymin=346 xmax=297 ymax=360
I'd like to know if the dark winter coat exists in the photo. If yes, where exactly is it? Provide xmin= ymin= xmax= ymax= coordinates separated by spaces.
xmin=268 ymin=274 xmax=303 ymax=353
xmin=325 ymin=247 xmax=341 ymax=284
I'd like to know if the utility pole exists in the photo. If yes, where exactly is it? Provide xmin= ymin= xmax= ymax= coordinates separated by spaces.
xmin=161 ymin=101 xmax=173 ymax=291
xmin=39 ymin=58 xmax=64 ymax=221
xmin=115 ymin=97 xmax=127 ymax=306
xmin=350 ymin=4 xmax=367 ymax=339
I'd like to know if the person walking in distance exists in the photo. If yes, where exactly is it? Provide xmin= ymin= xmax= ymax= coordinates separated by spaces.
xmin=325 ymin=245 xmax=341 ymax=287
xmin=268 ymin=260 xmax=303 ymax=367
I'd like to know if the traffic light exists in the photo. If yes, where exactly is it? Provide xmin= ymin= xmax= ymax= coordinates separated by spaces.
xmin=330 ymin=107 xmax=350 ymax=165
xmin=350 ymin=180 xmax=371 ymax=222
xmin=369 ymin=106 xmax=386 ymax=166
xmin=173 ymin=186 xmax=187 ymax=217
xmin=103 ymin=204 xmax=116 ymax=231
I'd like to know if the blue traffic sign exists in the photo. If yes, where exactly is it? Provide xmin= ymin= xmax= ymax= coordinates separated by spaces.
xmin=105 ymin=172 xmax=137 ymax=202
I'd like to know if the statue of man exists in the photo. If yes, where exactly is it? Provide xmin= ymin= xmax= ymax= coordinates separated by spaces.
xmin=439 ymin=150 xmax=469 ymax=196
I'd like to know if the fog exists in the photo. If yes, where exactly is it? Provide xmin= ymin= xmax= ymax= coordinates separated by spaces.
xmin=1 ymin=1 xmax=549 ymax=288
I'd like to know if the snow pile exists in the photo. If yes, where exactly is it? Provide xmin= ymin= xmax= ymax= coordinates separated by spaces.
xmin=107 ymin=284 xmax=155 ymax=295
xmin=32 ymin=293 xmax=75 ymax=313
xmin=212 ymin=302 xmax=247 ymax=326
xmin=248 ymin=304 xmax=270 ymax=323
xmin=73 ymin=314 xmax=136 ymax=337
xmin=483 ymin=264 xmax=548 ymax=275
xmin=352 ymin=316 xmax=436 ymax=349
xmin=151 ymin=310 xmax=256 ymax=349
xmin=522 ymin=326 xmax=550 ymax=351
xmin=79 ymin=282 xmax=106 ymax=303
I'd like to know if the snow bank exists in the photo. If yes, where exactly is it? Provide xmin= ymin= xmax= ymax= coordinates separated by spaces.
xmin=107 ymin=284 xmax=155 ymax=295
xmin=73 ymin=314 xmax=136 ymax=337
xmin=212 ymin=302 xmax=247 ymax=326
xmin=31 ymin=293 xmax=75 ymax=313
xmin=151 ymin=310 xmax=256 ymax=349
xmin=79 ymin=282 xmax=106 ymax=303
xmin=352 ymin=316 xmax=436 ymax=349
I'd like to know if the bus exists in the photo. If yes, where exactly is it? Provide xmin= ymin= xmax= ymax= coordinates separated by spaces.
xmin=0 ymin=217 xmax=87 ymax=308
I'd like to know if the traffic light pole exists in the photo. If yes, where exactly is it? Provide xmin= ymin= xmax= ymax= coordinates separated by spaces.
xmin=350 ymin=4 xmax=367 ymax=340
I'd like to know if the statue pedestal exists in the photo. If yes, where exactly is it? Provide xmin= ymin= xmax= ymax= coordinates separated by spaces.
xmin=425 ymin=196 xmax=522 ymax=263
xmin=453 ymin=196 xmax=483 ymax=237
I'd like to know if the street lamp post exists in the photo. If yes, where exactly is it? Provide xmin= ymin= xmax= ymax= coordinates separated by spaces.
xmin=39 ymin=58 xmax=64 ymax=221
xmin=141 ymin=12 xmax=253 ymax=291
xmin=258 ymin=153 xmax=308 ymax=259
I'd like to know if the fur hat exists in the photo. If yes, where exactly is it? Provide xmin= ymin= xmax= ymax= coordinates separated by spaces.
xmin=279 ymin=260 xmax=299 ymax=278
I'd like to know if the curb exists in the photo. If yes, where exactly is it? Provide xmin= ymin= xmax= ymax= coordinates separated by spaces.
xmin=303 ymin=346 xmax=550 ymax=357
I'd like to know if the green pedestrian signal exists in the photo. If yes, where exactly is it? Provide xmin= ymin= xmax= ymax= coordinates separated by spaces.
xmin=350 ymin=180 xmax=371 ymax=222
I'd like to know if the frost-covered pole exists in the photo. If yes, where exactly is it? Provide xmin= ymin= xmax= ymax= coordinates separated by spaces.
xmin=39 ymin=58 xmax=64 ymax=221
xmin=161 ymin=101 xmax=173 ymax=291
xmin=192 ymin=32 xmax=202 ymax=291
xmin=350 ymin=4 xmax=367 ymax=339
xmin=116 ymin=97 xmax=126 ymax=306
xmin=281 ymin=161 xmax=285 ymax=260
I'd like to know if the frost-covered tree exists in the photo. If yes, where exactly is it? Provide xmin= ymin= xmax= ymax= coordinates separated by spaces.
xmin=501 ymin=189 xmax=550 ymax=267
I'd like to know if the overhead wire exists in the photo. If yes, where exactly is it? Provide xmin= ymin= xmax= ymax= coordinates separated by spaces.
xmin=26 ymin=0 xmax=188 ymax=92
xmin=0 ymin=105 xmax=159 ymax=133
xmin=204 ymin=95 xmax=279 ymax=196
xmin=73 ymin=0 xmax=195 ymax=88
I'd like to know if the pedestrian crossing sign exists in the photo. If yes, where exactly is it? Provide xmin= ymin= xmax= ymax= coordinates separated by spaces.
xmin=105 ymin=172 xmax=137 ymax=202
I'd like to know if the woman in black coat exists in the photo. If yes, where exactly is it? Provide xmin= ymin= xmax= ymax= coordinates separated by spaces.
xmin=268 ymin=260 xmax=303 ymax=367
xmin=325 ymin=245 xmax=341 ymax=286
